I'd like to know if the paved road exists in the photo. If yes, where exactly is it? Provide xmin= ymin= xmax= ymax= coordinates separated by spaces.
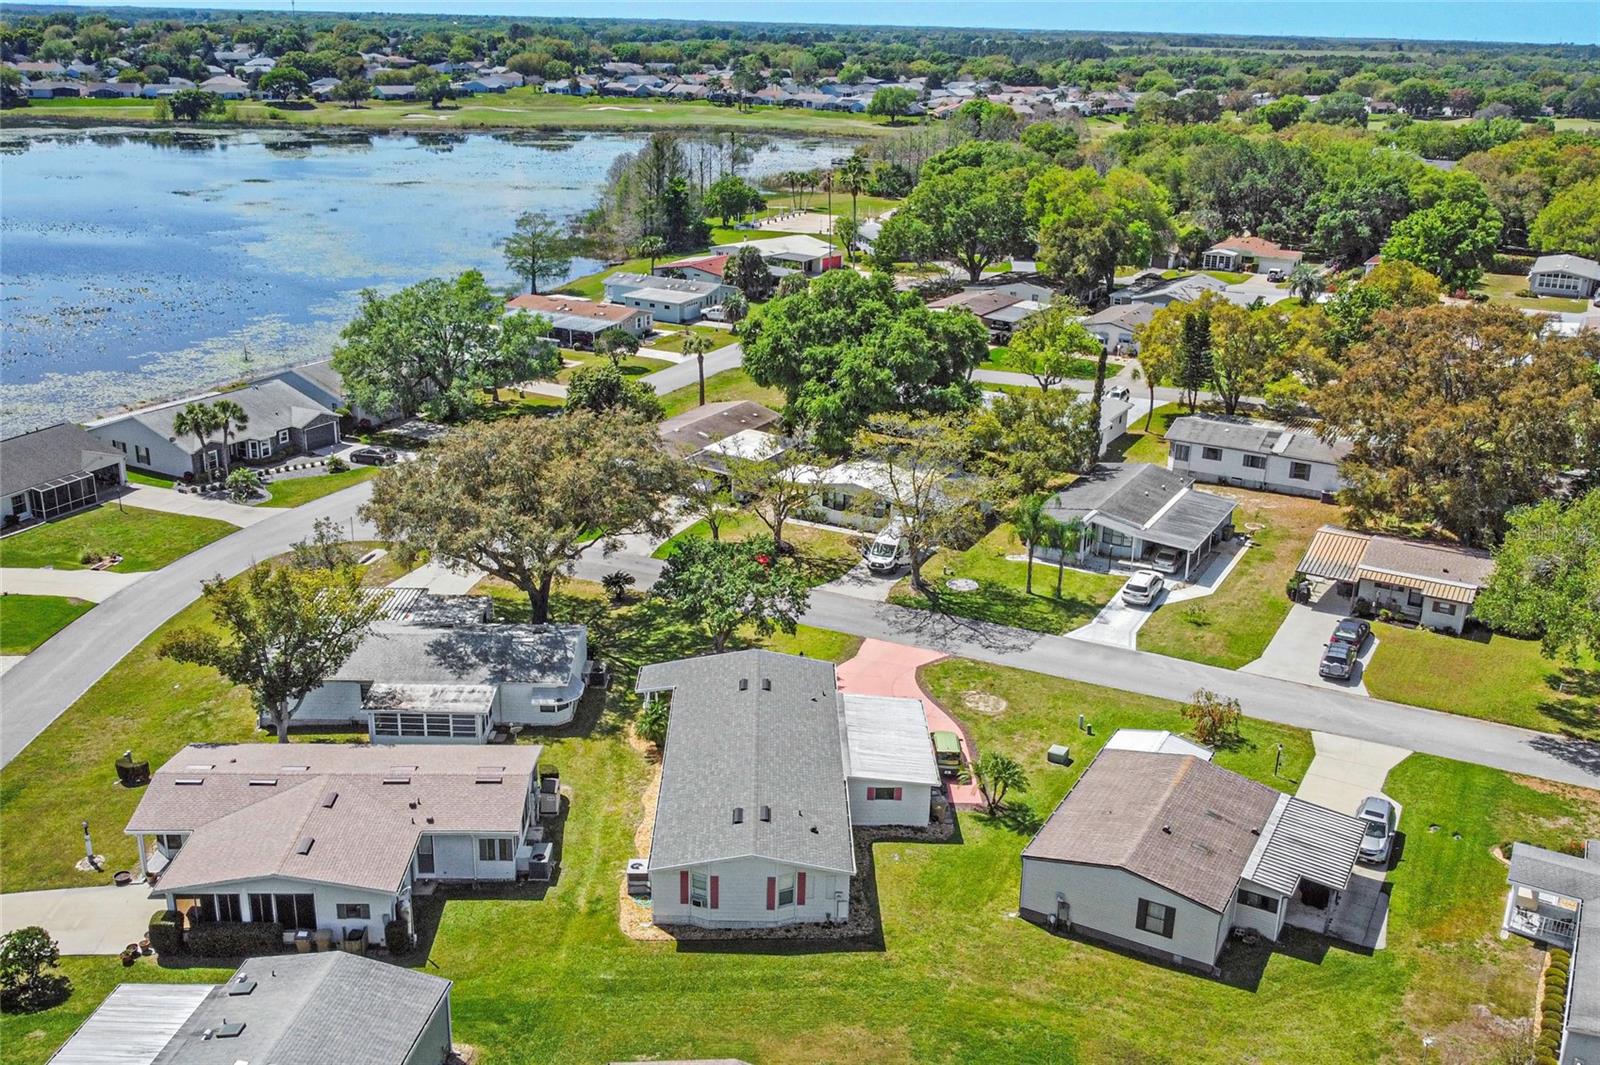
xmin=640 ymin=341 xmax=743 ymax=395
xmin=0 ymin=483 xmax=377 ymax=766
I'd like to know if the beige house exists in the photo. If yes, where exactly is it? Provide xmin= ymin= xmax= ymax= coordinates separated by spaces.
xmin=1296 ymin=526 xmax=1494 ymax=634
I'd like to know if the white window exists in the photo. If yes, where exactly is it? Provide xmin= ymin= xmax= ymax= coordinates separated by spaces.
xmin=477 ymin=837 xmax=514 ymax=862
xmin=335 ymin=902 xmax=370 ymax=919
xmin=776 ymin=873 xmax=796 ymax=907
xmin=1136 ymin=898 xmax=1175 ymax=938
xmin=1170 ymin=443 xmax=1191 ymax=462
xmin=1242 ymin=454 xmax=1267 ymax=470
xmin=8 ymin=494 xmax=25 ymax=512
xmin=1288 ymin=462 xmax=1311 ymax=481
xmin=867 ymin=787 xmax=902 ymax=800
xmin=203 ymin=449 xmax=220 ymax=471
xmin=277 ymin=429 xmax=291 ymax=445
xmin=135 ymin=445 xmax=150 ymax=465
xmin=690 ymin=871 xmax=709 ymax=908
xmin=1201 ymin=446 xmax=1223 ymax=461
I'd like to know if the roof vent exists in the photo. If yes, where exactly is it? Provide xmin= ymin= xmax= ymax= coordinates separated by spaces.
xmin=1161 ymin=824 xmax=1172 ymax=834
xmin=321 ymin=791 xmax=338 ymax=809
xmin=175 ymin=777 xmax=204 ymax=786
xmin=213 ymin=1021 xmax=245 ymax=1039
xmin=227 ymin=979 xmax=257 ymax=996
xmin=295 ymin=836 xmax=315 ymax=856
xmin=383 ymin=776 xmax=410 ymax=785
xmin=475 ymin=766 xmax=504 ymax=784
xmin=810 ymin=826 xmax=819 ymax=834
xmin=184 ymin=763 xmax=215 ymax=772
xmin=248 ymin=778 xmax=277 ymax=787
xmin=732 ymin=807 xmax=744 ymax=824
xmin=759 ymin=806 xmax=771 ymax=822
xmin=738 ymin=678 xmax=749 ymax=691
xmin=760 ymin=677 xmax=771 ymax=692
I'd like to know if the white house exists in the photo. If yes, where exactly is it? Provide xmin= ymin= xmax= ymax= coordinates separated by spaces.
xmin=655 ymin=253 xmax=732 ymax=285
xmin=657 ymin=400 xmax=782 ymax=457
xmin=1098 ymin=397 xmax=1131 ymax=457
xmin=1296 ymin=526 xmax=1494 ymax=635
xmin=1164 ymin=415 xmax=1349 ymax=499
xmin=284 ymin=590 xmax=588 ymax=738
xmin=88 ymin=379 xmax=341 ymax=480
xmin=198 ymin=74 xmax=248 ymax=98
xmin=690 ymin=427 xmax=790 ymax=477
xmin=1 ymin=422 xmax=125 ymax=525
xmin=602 ymin=272 xmax=733 ymax=324
xmin=1044 ymin=463 xmax=1236 ymax=580
xmin=1200 ymin=235 xmax=1304 ymax=275
xmin=711 ymin=234 xmax=842 ymax=276
xmin=1528 ymin=254 xmax=1600 ymax=300
xmin=1111 ymin=272 xmax=1226 ymax=307
xmin=1081 ymin=302 xmax=1155 ymax=353
xmin=47 ymin=952 xmax=454 ymax=1065
xmin=126 ymin=743 xmax=547 ymax=950
xmin=505 ymin=293 xmax=651 ymax=346
xmin=1502 ymin=841 xmax=1600 ymax=1065
xmin=637 ymin=650 xmax=938 ymax=931
xmin=1020 ymin=740 xmax=1363 ymax=971
xmin=799 ymin=459 xmax=901 ymax=532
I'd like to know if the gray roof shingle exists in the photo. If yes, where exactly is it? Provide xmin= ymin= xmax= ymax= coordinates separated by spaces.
xmin=1164 ymin=415 xmax=1351 ymax=466
xmin=94 ymin=380 xmax=336 ymax=454
xmin=1045 ymin=464 xmax=1236 ymax=550
xmin=0 ymin=422 xmax=123 ymax=497
xmin=330 ymin=622 xmax=586 ymax=696
xmin=640 ymin=651 xmax=855 ymax=874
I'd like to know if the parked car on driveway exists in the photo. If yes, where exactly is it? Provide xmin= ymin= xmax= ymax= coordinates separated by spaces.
xmin=1147 ymin=546 xmax=1182 ymax=574
xmin=1120 ymin=570 xmax=1164 ymax=607
xmin=1330 ymin=617 xmax=1371 ymax=650
xmin=1318 ymin=640 xmax=1357 ymax=680
xmin=348 ymin=446 xmax=397 ymax=466
xmin=1356 ymin=795 xmax=1398 ymax=865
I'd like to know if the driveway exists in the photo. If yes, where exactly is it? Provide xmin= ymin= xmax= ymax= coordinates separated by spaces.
xmin=388 ymin=560 xmax=485 ymax=596
xmin=817 ymin=560 xmax=899 ymax=602
xmin=0 ymin=567 xmax=145 ymax=602
xmin=640 ymin=341 xmax=742 ymax=395
xmin=1241 ymin=586 xmax=1376 ymax=694
xmin=1066 ymin=587 xmax=1158 ymax=649
xmin=1293 ymin=731 xmax=1411 ymax=951
xmin=0 ymin=883 xmax=161 ymax=955
xmin=119 ymin=485 xmax=275 ymax=527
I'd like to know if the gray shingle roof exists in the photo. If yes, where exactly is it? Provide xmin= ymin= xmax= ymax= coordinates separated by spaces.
xmin=330 ymin=623 xmax=585 ymax=695
xmin=0 ymin=422 xmax=123 ymax=497
xmin=1023 ymin=749 xmax=1279 ymax=911
xmin=1045 ymin=464 xmax=1236 ymax=550
xmin=640 ymin=651 xmax=855 ymax=874
xmin=151 ymin=953 xmax=450 ymax=1065
xmin=1507 ymin=843 xmax=1600 ymax=1037
xmin=95 ymin=380 xmax=336 ymax=454
xmin=1165 ymin=415 xmax=1351 ymax=465
xmin=1531 ymin=254 xmax=1600 ymax=282
xmin=657 ymin=400 xmax=781 ymax=455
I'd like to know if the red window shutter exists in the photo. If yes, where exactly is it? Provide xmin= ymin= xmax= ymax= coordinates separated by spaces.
xmin=679 ymin=870 xmax=689 ymax=904
xmin=797 ymin=871 xmax=807 ymax=906
xmin=766 ymin=876 xmax=776 ymax=910
xmin=893 ymin=787 xmax=903 ymax=800
xmin=710 ymin=876 xmax=719 ymax=909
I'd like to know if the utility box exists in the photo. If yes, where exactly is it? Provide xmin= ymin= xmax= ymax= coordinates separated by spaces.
xmin=1046 ymin=744 xmax=1071 ymax=767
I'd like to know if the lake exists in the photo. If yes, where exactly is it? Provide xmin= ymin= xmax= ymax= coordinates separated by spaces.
xmin=0 ymin=126 xmax=848 ymax=430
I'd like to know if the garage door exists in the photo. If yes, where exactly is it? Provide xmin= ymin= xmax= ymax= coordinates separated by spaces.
xmin=302 ymin=422 xmax=338 ymax=450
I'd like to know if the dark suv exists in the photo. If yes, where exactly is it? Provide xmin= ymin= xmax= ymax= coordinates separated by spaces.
xmin=1319 ymin=641 xmax=1357 ymax=681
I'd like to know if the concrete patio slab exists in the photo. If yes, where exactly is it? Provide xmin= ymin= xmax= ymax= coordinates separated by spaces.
xmin=119 ymin=486 xmax=273 ymax=526
xmin=0 ymin=568 xmax=144 ymax=602
xmin=0 ymin=656 xmax=23 ymax=677
xmin=0 ymin=883 xmax=161 ymax=955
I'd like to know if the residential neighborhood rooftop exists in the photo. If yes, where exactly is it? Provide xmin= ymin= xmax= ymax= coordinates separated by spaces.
xmin=329 ymin=622 xmax=587 ymax=693
xmin=1298 ymin=526 xmax=1495 ymax=601
xmin=840 ymin=694 xmax=940 ymax=787
xmin=86 ymin=379 xmax=335 ymax=447
xmin=1045 ymin=464 xmax=1237 ymax=552
xmin=1530 ymin=253 xmax=1600 ymax=281
xmin=657 ymin=400 xmax=782 ymax=455
xmin=0 ymin=421 xmax=122 ymax=498
xmin=1164 ymin=415 xmax=1353 ymax=466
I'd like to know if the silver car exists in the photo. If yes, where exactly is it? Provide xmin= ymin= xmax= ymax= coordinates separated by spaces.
xmin=1356 ymin=795 xmax=1398 ymax=866
xmin=1121 ymin=570 xmax=1164 ymax=607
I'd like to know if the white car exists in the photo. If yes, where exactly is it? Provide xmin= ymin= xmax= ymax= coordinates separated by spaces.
xmin=1121 ymin=570 xmax=1164 ymax=606
xmin=1147 ymin=546 xmax=1183 ymax=574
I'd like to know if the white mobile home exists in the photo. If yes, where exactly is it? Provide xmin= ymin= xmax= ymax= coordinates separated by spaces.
xmin=602 ymin=272 xmax=733 ymax=324
xmin=1164 ymin=415 xmax=1348 ymax=499
xmin=1296 ymin=526 xmax=1494 ymax=635
xmin=1528 ymin=254 xmax=1600 ymax=300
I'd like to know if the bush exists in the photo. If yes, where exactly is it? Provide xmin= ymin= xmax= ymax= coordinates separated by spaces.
xmin=183 ymin=920 xmax=282 ymax=958
xmin=147 ymin=911 xmax=181 ymax=956
xmin=637 ymin=699 xmax=669 ymax=747
xmin=77 ymin=546 xmax=105 ymax=565
xmin=601 ymin=570 xmax=635 ymax=603
xmin=326 ymin=455 xmax=349 ymax=474
xmin=383 ymin=917 xmax=412 ymax=954
xmin=1492 ymin=254 xmax=1534 ymax=275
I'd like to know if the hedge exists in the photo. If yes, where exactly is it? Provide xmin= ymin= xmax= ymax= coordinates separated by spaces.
xmin=148 ymin=910 xmax=181 ymax=956
xmin=384 ymin=917 xmax=412 ymax=954
xmin=184 ymin=921 xmax=283 ymax=957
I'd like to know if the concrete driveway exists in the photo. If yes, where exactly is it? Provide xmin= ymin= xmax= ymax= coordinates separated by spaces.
xmin=1067 ymin=585 xmax=1161 ymax=649
xmin=0 ymin=568 xmax=145 ymax=602
xmin=1241 ymin=587 xmax=1376 ymax=694
xmin=119 ymin=485 xmax=273 ymax=526
xmin=0 ymin=883 xmax=160 ymax=955
xmin=818 ymin=560 xmax=900 ymax=602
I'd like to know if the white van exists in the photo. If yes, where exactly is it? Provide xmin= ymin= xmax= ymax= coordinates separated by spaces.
xmin=867 ymin=526 xmax=912 ymax=573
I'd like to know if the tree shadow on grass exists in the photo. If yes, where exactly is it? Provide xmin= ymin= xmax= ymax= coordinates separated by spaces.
xmin=0 ymin=975 xmax=72 ymax=1014
xmin=1536 ymin=665 xmax=1600 ymax=739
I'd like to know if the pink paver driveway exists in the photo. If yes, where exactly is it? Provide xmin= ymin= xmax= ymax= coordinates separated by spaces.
xmin=835 ymin=638 xmax=983 ymax=807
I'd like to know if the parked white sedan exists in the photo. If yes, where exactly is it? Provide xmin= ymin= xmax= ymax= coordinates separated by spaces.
xmin=1120 ymin=570 xmax=1165 ymax=607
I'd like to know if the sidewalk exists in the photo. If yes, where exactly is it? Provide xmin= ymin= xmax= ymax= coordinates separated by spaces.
xmin=120 ymin=485 xmax=274 ymax=527
xmin=0 ymin=567 xmax=145 ymax=602
xmin=0 ymin=882 xmax=160 ymax=955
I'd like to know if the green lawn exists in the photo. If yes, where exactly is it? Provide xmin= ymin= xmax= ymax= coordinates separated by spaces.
xmin=0 ymin=595 xmax=94 ymax=655
xmin=0 ymin=505 xmax=237 ymax=572
xmin=1105 ymin=401 xmax=1185 ymax=465
xmin=123 ymin=470 xmax=177 ymax=489
xmin=978 ymin=346 xmax=1099 ymax=378
xmin=1161 ymin=268 xmax=1253 ymax=284
xmin=652 ymin=512 xmax=863 ymax=588
xmin=553 ymin=348 xmax=674 ymax=384
xmin=13 ymin=648 xmax=1591 ymax=1063
xmin=758 ymin=190 xmax=903 ymax=219
xmin=1365 ymin=624 xmax=1600 ymax=740
xmin=658 ymin=367 xmax=785 ymax=418
xmin=889 ymin=524 xmax=1124 ymax=634
xmin=1139 ymin=489 xmax=1341 ymax=668
xmin=1473 ymin=271 xmax=1589 ymax=314
xmin=261 ymin=466 xmax=378 ymax=508
xmin=643 ymin=324 xmax=728 ymax=354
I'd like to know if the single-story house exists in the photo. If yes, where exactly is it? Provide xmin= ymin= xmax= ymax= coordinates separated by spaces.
xmin=637 ymin=650 xmax=937 ymax=930
xmin=656 ymin=400 xmax=782 ymax=457
xmin=1502 ymin=841 xmax=1600 ymax=1065
xmin=1112 ymin=272 xmax=1226 ymax=308
xmin=1295 ymin=526 xmax=1494 ymax=634
xmin=0 ymin=422 xmax=126 ymax=525
xmin=505 ymin=294 xmax=651 ymax=347
xmin=47 ymin=952 xmax=453 ymax=1065
xmin=285 ymin=590 xmax=588 ymax=738
xmin=1020 ymin=739 xmax=1363 ymax=971
xmin=799 ymin=459 xmax=903 ymax=532
xmin=711 ymin=234 xmax=841 ymax=276
xmin=127 ymin=743 xmax=546 ymax=949
xmin=1201 ymin=236 xmax=1304 ymax=275
xmin=372 ymin=84 xmax=418 ymax=100
xmin=1528 ymin=254 xmax=1600 ymax=300
xmin=1098 ymin=397 xmax=1131 ymax=457
xmin=926 ymin=288 xmax=1042 ymax=340
xmin=690 ymin=427 xmax=790 ymax=478
xmin=26 ymin=80 xmax=82 ymax=98
xmin=309 ymin=76 xmax=341 ymax=99
xmin=602 ymin=272 xmax=733 ymax=324
xmin=198 ymin=75 xmax=248 ymax=98
xmin=1044 ymin=463 xmax=1237 ymax=580
xmin=1081 ymin=302 xmax=1155 ymax=353
xmin=655 ymin=253 xmax=732 ymax=285
xmin=88 ymin=380 xmax=342 ymax=480
xmin=1164 ymin=415 xmax=1349 ymax=499
xmin=82 ymin=81 xmax=139 ymax=98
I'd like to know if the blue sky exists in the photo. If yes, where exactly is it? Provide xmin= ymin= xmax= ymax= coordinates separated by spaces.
xmin=46 ymin=1 xmax=1600 ymax=46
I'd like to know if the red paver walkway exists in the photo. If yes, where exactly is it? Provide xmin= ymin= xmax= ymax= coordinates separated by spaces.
xmin=835 ymin=638 xmax=984 ymax=806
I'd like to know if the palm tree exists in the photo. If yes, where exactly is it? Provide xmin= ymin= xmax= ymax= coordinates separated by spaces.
xmin=172 ymin=402 xmax=223 ymax=481
xmin=969 ymin=751 xmax=1029 ymax=815
xmin=722 ymin=290 xmax=748 ymax=335
xmin=638 ymin=235 xmax=667 ymax=274
xmin=211 ymin=399 xmax=249 ymax=474
xmin=836 ymin=155 xmax=869 ymax=232
xmin=1012 ymin=494 xmax=1048 ymax=595
xmin=1287 ymin=262 xmax=1321 ymax=305
xmin=683 ymin=332 xmax=716 ymax=407
xmin=1045 ymin=517 xmax=1086 ymax=599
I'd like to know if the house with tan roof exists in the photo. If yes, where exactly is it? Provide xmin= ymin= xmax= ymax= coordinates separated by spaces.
xmin=1020 ymin=737 xmax=1363 ymax=971
xmin=1296 ymin=526 xmax=1495 ymax=634
xmin=1201 ymin=235 xmax=1303 ymax=275
xmin=126 ymin=743 xmax=547 ymax=950
xmin=505 ymin=293 xmax=650 ymax=348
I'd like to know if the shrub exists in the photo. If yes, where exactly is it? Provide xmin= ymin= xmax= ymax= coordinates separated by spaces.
xmin=601 ymin=570 xmax=635 ymax=603
xmin=383 ymin=917 xmax=412 ymax=954
xmin=183 ymin=921 xmax=281 ymax=958
xmin=1492 ymin=254 xmax=1534 ymax=275
xmin=637 ymin=699 xmax=669 ymax=747
xmin=77 ymin=546 xmax=105 ymax=565
xmin=1181 ymin=688 xmax=1243 ymax=747
xmin=326 ymin=455 xmax=349 ymax=474
xmin=147 ymin=911 xmax=181 ymax=955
